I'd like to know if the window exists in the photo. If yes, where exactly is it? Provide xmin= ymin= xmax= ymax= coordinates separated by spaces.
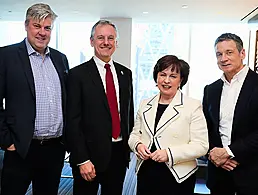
xmin=58 ymin=22 xmax=95 ymax=68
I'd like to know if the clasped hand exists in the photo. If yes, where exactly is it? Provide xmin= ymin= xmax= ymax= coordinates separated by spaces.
xmin=136 ymin=143 xmax=168 ymax=162
xmin=209 ymin=147 xmax=239 ymax=171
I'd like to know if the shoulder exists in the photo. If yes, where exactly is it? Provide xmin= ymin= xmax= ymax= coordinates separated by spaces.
xmin=206 ymin=79 xmax=222 ymax=88
xmin=49 ymin=47 xmax=67 ymax=58
xmin=114 ymin=61 xmax=132 ymax=73
xmin=204 ymin=79 xmax=223 ymax=94
xmin=69 ymin=59 xmax=94 ymax=74
xmin=246 ymin=69 xmax=258 ymax=81
xmin=0 ymin=41 xmax=23 ymax=53
xmin=183 ymin=94 xmax=201 ymax=108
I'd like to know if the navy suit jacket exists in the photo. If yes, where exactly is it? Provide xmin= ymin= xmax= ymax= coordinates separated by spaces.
xmin=66 ymin=58 xmax=134 ymax=172
xmin=203 ymin=69 xmax=258 ymax=188
xmin=0 ymin=40 xmax=69 ymax=158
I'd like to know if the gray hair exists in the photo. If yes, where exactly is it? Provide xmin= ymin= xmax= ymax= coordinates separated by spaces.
xmin=25 ymin=3 xmax=57 ymax=26
xmin=90 ymin=20 xmax=118 ymax=39
xmin=214 ymin=33 xmax=243 ymax=52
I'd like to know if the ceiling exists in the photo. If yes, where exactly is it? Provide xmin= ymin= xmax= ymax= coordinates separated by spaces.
xmin=0 ymin=0 xmax=257 ymax=23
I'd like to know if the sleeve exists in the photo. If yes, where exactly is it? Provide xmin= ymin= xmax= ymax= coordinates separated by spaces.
xmin=168 ymin=102 xmax=209 ymax=165
xmin=202 ymin=85 xmax=216 ymax=151
xmin=228 ymin=87 xmax=258 ymax=163
xmin=0 ymin=47 xmax=13 ymax=149
xmin=128 ymin=100 xmax=144 ymax=154
xmin=65 ymin=68 xmax=90 ymax=164
xmin=128 ymin=70 xmax=134 ymax=134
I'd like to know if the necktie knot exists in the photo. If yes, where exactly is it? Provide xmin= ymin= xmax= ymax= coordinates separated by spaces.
xmin=105 ymin=64 xmax=111 ymax=69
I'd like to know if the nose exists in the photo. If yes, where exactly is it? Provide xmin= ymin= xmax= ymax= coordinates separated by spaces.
xmin=103 ymin=37 xmax=109 ymax=45
xmin=220 ymin=53 xmax=228 ymax=62
xmin=38 ymin=27 xmax=46 ymax=35
xmin=164 ymin=76 xmax=170 ymax=83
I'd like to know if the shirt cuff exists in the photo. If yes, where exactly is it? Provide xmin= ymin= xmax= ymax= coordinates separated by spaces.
xmin=77 ymin=160 xmax=90 ymax=166
xmin=225 ymin=146 xmax=235 ymax=158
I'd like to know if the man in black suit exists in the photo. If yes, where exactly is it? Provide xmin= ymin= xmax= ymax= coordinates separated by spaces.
xmin=66 ymin=20 xmax=134 ymax=195
xmin=0 ymin=3 xmax=69 ymax=195
xmin=203 ymin=33 xmax=258 ymax=195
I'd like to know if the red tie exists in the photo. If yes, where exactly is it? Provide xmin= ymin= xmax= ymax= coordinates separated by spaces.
xmin=104 ymin=64 xmax=121 ymax=139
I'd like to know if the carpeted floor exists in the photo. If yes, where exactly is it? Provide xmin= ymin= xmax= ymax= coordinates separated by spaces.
xmin=0 ymin=150 xmax=209 ymax=195
xmin=26 ymin=154 xmax=137 ymax=195
xmin=26 ymin=154 xmax=209 ymax=195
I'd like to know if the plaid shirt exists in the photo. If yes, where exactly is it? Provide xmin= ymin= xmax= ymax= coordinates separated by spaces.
xmin=25 ymin=39 xmax=63 ymax=138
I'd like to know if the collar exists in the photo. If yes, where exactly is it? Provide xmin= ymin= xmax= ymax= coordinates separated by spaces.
xmin=93 ymin=56 xmax=114 ymax=68
xmin=25 ymin=38 xmax=50 ymax=56
xmin=221 ymin=65 xmax=249 ymax=84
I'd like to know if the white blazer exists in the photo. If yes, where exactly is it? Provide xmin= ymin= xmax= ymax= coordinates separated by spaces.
xmin=128 ymin=90 xmax=208 ymax=183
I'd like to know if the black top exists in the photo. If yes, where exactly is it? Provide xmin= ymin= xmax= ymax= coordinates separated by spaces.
xmin=151 ymin=103 xmax=168 ymax=152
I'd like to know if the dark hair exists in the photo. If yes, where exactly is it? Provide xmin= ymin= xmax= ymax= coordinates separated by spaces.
xmin=214 ymin=33 xmax=243 ymax=52
xmin=153 ymin=55 xmax=190 ymax=89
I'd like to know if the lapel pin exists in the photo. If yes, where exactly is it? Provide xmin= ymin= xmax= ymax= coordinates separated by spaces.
xmin=121 ymin=71 xmax=124 ymax=75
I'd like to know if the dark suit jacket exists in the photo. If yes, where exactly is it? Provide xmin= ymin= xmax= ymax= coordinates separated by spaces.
xmin=66 ymin=58 xmax=134 ymax=172
xmin=0 ymin=40 xmax=69 ymax=159
xmin=203 ymin=69 xmax=258 ymax=189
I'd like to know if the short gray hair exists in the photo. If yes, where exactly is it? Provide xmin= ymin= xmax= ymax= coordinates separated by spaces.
xmin=214 ymin=33 xmax=243 ymax=52
xmin=90 ymin=20 xmax=118 ymax=39
xmin=25 ymin=3 xmax=57 ymax=26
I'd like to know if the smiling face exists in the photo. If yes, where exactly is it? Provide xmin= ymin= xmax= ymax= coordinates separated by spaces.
xmin=215 ymin=40 xmax=245 ymax=81
xmin=25 ymin=16 xmax=53 ymax=55
xmin=157 ymin=66 xmax=182 ymax=101
xmin=90 ymin=24 xmax=117 ymax=63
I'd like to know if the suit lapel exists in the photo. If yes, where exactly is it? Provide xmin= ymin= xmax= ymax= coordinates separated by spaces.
xmin=18 ymin=41 xmax=35 ymax=99
xmin=210 ymin=80 xmax=223 ymax=128
xmin=114 ymin=62 xmax=125 ymax=114
xmin=142 ymin=95 xmax=159 ymax=137
xmin=88 ymin=58 xmax=110 ymax=112
xmin=155 ymin=90 xmax=182 ymax=135
xmin=232 ymin=70 xmax=254 ymax=136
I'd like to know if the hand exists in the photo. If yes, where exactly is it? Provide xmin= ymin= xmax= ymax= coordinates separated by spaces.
xmin=79 ymin=161 xmax=96 ymax=181
xmin=150 ymin=149 xmax=168 ymax=163
xmin=136 ymin=143 xmax=151 ymax=160
xmin=7 ymin=144 xmax=16 ymax=151
xmin=221 ymin=159 xmax=239 ymax=171
xmin=209 ymin=147 xmax=229 ymax=167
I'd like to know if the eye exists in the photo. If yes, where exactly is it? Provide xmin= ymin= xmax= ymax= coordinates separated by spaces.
xmin=97 ymin=36 xmax=104 ymax=41
xmin=227 ymin=51 xmax=233 ymax=55
xmin=216 ymin=53 xmax=222 ymax=57
xmin=33 ymin=24 xmax=41 ymax=29
xmin=44 ymin=26 xmax=52 ymax=31
xmin=108 ymin=36 xmax=115 ymax=41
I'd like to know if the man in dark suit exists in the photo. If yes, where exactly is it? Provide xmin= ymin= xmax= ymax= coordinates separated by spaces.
xmin=203 ymin=33 xmax=258 ymax=195
xmin=0 ymin=3 xmax=69 ymax=195
xmin=66 ymin=20 xmax=134 ymax=195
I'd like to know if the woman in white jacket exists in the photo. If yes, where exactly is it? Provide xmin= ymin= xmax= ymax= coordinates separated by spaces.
xmin=128 ymin=55 xmax=208 ymax=195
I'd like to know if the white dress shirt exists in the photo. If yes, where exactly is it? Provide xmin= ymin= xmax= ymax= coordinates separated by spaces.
xmin=219 ymin=65 xmax=249 ymax=156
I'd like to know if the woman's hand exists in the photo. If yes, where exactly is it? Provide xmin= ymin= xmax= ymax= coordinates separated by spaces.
xmin=136 ymin=143 xmax=151 ymax=160
xmin=150 ymin=149 xmax=168 ymax=163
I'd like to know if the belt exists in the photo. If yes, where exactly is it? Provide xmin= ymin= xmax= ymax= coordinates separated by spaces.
xmin=32 ymin=136 xmax=63 ymax=145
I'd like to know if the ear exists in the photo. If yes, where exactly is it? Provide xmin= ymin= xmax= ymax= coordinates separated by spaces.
xmin=25 ymin=22 xmax=28 ymax=32
xmin=240 ymin=48 xmax=246 ymax=60
xmin=90 ymin=38 xmax=94 ymax=47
